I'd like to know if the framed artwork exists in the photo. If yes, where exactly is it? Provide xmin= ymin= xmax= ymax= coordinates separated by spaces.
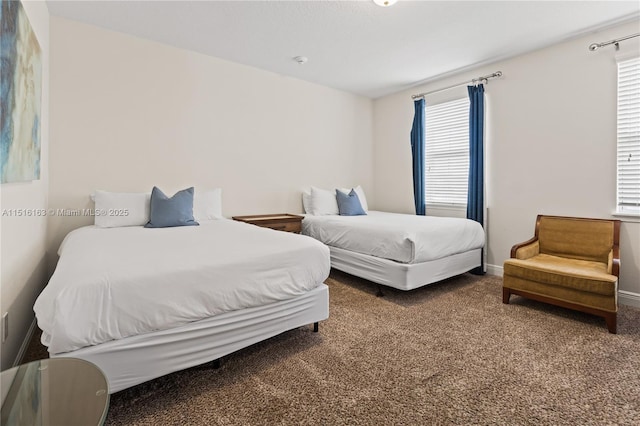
xmin=1 ymin=0 xmax=42 ymax=183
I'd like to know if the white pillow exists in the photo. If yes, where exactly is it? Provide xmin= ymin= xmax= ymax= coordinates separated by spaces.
xmin=193 ymin=188 xmax=223 ymax=221
xmin=94 ymin=190 xmax=151 ymax=228
xmin=309 ymin=187 xmax=339 ymax=215
xmin=93 ymin=188 xmax=223 ymax=227
xmin=302 ymin=190 xmax=312 ymax=214
xmin=339 ymin=185 xmax=369 ymax=211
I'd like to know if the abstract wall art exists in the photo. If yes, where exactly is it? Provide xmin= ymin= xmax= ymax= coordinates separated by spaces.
xmin=1 ymin=0 xmax=42 ymax=183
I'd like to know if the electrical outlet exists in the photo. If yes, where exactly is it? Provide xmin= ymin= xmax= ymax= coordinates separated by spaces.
xmin=2 ymin=312 xmax=8 ymax=343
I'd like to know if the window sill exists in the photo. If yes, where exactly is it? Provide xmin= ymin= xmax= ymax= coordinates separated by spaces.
xmin=612 ymin=211 xmax=640 ymax=223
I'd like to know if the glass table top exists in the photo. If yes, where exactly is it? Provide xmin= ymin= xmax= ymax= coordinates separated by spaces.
xmin=1 ymin=358 xmax=109 ymax=426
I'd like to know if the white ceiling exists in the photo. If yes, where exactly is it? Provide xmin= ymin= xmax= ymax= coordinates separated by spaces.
xmin=47 ymin=1 xmax=640 ymax=98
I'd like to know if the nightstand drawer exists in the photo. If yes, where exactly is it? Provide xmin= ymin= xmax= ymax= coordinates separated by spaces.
xmin=267 ymin=221 xmax=301 ymax=233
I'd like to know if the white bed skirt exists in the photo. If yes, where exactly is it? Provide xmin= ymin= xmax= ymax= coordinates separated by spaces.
xmin=52 ymin=284 xmax=329 ymax=393
xmin=330 ymin=247 xmax=481 ymax=291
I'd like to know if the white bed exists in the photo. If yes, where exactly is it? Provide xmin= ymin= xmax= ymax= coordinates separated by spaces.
xmin=34 ymin=219 xmax=330 ymax=393
xmin=302 ymin=211 xmax=484 ymax=291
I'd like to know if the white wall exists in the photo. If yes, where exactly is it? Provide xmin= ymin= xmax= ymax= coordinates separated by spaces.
xmin=48 ymin=17 xmax=373 ymax=263
xmin=373 ymin=20 xmax=640 ymax=300
xmin=0 ymin=0 xmax=50 ymax=369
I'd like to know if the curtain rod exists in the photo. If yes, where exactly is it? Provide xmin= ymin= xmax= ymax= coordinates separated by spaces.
xmin=588 ymin=32 xmax=640 ymax=51
xmin=411 ymin=71 xmax=503 ymax=100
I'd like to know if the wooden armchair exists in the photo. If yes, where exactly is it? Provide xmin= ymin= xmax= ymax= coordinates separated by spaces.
xmin=502 ymin=215 xmax=621 ymax=333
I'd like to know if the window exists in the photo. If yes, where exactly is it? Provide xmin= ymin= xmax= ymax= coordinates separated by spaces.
xmin=617 ymin=57 xmax=640 ymax=214
xmin=425 ymin=97 xmax=470 ymax=207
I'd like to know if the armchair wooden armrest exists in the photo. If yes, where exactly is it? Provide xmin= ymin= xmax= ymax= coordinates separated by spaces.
xmin=510 ymin=237 xmax=539 ymax=259
xmin=612 ymin=245 xmax=620 ymax=277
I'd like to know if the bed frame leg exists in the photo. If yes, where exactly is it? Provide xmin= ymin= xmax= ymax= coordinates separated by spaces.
xmin=376 ymin=285 xmax=385 ymax=298
xmin=212 ymin=359 xmax=221 ymax=369
xmin=313 ymin=322 xmax=319 ymax=332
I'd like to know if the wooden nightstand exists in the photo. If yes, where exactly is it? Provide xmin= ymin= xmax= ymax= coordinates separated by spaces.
xmin=232 ymin=213 xmax=304 ymax=234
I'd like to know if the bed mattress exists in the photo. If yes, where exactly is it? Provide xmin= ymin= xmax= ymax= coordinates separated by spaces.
xmin=330 ymin=246 xmax=481 ymax=290
xmin=55 ymin=284 xmax=329 ymax=393
xmin=34 ymin=220 xmax=330 ymax=354
xmin=302 ymin=211 xmax=484 ymax=264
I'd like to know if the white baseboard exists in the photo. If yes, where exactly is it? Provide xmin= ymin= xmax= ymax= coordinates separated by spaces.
xmin=13 ymin=318 xmax=37 ymax=367
xmin=619 ymin=290 xmax=640 ymax=308
xmin=486 ymin=264 xmax=503 ymax=277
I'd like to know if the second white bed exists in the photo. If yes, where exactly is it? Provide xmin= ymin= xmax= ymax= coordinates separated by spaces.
xmin=302 ymin=211 xmax=485 ymax=291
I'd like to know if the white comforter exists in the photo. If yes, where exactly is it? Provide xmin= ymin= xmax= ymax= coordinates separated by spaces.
xmin=34 ymin=220 xmax=330 ymax=354
xmin=302 ymin=211 xmax=484 ymax=264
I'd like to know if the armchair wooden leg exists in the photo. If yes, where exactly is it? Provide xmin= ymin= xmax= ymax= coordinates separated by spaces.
xmin=604 ymin=313 xmax=617 ymax=334
xmin=502 ymin=287 xmax=511 ymax=304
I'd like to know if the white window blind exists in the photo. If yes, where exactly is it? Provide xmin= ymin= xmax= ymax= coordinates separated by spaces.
xmin=617 ymin=57 xmax=640 ymax=213
xmin=425 ymin=98 xmax=470 ymax=206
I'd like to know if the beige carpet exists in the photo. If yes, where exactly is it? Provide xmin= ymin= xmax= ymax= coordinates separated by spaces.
xmin=25 ymin=271 xmax=640 ymax=425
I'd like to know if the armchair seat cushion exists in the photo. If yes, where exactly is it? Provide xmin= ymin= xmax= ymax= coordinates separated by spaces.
xmin=504 ymin=253 xmax=617 ymax=296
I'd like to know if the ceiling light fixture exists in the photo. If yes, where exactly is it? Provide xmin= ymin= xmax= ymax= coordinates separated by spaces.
xmin=373 ymin=0 xmax=398 ymax=7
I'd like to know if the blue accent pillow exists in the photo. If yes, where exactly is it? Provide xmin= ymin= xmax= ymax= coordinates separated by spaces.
xmin=336 ymin=189 xmax=367 ymax=216
xmin=145 ymin=187 xmax=199 ymax=228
